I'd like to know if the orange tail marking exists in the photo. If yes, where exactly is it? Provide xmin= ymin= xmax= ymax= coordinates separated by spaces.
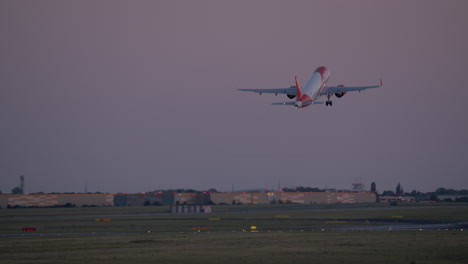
xmin=295 ymin=75 xmax=303 ymax=99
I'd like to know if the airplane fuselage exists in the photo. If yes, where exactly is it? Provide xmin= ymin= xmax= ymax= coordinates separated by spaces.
xmin=295 ymin=66 xmax=331 ymax=108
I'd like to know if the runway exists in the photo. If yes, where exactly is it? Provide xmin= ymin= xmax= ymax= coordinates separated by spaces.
xmin=2 ymin=204 xmax=467 ymax=237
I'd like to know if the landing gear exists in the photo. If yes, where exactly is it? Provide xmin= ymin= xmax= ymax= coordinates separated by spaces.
xmin=326 ymin=94 xmax=333 ymax=106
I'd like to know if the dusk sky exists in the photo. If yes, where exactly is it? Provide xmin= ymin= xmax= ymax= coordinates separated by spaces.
xmin=1 ymin=1 xmax=467 ymax=194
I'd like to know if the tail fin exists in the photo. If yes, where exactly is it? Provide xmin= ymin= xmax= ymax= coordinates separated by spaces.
xmin=295 ymin=75 xmax=303 ymax=99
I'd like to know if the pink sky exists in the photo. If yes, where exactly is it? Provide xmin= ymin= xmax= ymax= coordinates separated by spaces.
xmin=1 ymin=0 xmax=467 ymax=193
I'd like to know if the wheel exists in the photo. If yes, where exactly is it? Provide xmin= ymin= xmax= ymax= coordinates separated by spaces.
xmin=330 ymin=101 xmax=333 ymax=106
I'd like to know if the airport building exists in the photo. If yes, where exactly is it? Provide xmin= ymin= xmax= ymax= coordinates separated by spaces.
xmin=113 ymin=193 xmax=174 ymax=206
xmin=436 ymin=195 xmax=468 ymax=201
xmin=379 ymin=196 xmax=415 ymax=203
xmin=0 ymin=191 xmax=376 ymax=208
xmin=277 ymin=192 xmax=376 ymax=204
xmin=0 ymin=194 xmax=114 ymax=208
xmin=207 ymin=192 xmax=271 ymax=205
xmin=205 ymin=192 xmax=375 ymax=205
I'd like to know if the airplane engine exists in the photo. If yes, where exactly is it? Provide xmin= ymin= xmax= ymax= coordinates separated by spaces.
xmin=287 ymin=85 xmax=296 ymax=99
xmin=335 ymin=84 xmax=346 ymax=98
xmin=335 ymin=92 xmax=346 ymax=98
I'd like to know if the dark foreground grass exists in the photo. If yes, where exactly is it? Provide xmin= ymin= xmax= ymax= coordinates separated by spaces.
xmin=1 ymin=231 xmax=467 ymax=264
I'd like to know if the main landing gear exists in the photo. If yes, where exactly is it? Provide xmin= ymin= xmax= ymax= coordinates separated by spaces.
xmin=325 ymin=94 xmax=333 ymax=106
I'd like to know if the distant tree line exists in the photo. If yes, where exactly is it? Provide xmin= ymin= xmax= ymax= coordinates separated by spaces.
xmin=282 ymin=186 xmax=325 ymax=192
xmin=434 ymin=188 xmax=468 ymax=195
xmin=375 ymin=183 xmax=468 ymax=203
xmin=11 ymin=187 xmax=23 ymax=194
xmin=148 ymin=188 xmax=220 ymax=193
xmin=379 ymin=185 xmax=468 ymax=197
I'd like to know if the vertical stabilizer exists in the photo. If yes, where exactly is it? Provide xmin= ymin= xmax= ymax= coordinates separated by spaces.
xmin=295 ymin=75 xmax=303 ymax=99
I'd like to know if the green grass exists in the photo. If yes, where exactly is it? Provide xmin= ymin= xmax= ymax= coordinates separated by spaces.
xmin=1 ymin=231 xmax=467 ymax=263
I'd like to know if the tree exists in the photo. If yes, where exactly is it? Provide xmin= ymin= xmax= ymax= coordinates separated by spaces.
xmin=382 ymin=190 xmax=395 ymax=196
xmin=282 ymin=186 xmax=324 ymax=192
xmin=429 ymin=194 xmax=440 ymax=202
xmin=395 ymin=182 xmax=403 ymax=196
xmin=370 ymin=182 xmax=376 ymax=193
xmin=11 ymin=187 xmax=23 ymax=194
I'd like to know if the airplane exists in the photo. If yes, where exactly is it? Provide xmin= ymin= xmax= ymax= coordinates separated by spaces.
xmin=238 ymin=66 xmax=382 ymax=108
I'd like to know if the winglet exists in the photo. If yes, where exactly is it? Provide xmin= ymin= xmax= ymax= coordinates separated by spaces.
xmin=380 ymin=78 xmax=383 ymax=86
xmin=295 ymin=75 xmax=303 ymax=99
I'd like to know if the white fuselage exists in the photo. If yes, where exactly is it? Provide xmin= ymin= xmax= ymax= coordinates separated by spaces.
xmin=301 ymin=67 xmax=331 ymax=101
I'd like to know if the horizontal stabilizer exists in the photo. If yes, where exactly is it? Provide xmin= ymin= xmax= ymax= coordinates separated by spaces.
xmin=272 ymin=102 xmax=295 ymax=105
xmin=303 ymin=101 xmax=325 ymax=106
xmin=272 ymin=101 xmax=324 ymax=106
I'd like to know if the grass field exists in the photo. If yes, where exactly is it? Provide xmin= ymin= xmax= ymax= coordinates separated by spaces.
xmin=2 ymin=231 xmax=467 ymax=264
xmin=1 ymin=203 xmax=467 ymax=263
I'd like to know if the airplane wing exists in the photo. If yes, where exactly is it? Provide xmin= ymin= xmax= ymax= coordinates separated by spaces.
xmin=272 ymin=102 xmax=295 ymax=105
xmin=320 ymin=79 xmax=382 ymax=96
xmin=272 ymin=101 xmax=324 ymax=106
xmin=237 ymin=87 xmax=296 ymax=95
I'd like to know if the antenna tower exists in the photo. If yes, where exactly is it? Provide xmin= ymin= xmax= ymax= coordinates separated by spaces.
xmin=20 ymin=175 xmax=25 ymax=194
xmin=352 ymin=176 xmax=364 ymax=191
